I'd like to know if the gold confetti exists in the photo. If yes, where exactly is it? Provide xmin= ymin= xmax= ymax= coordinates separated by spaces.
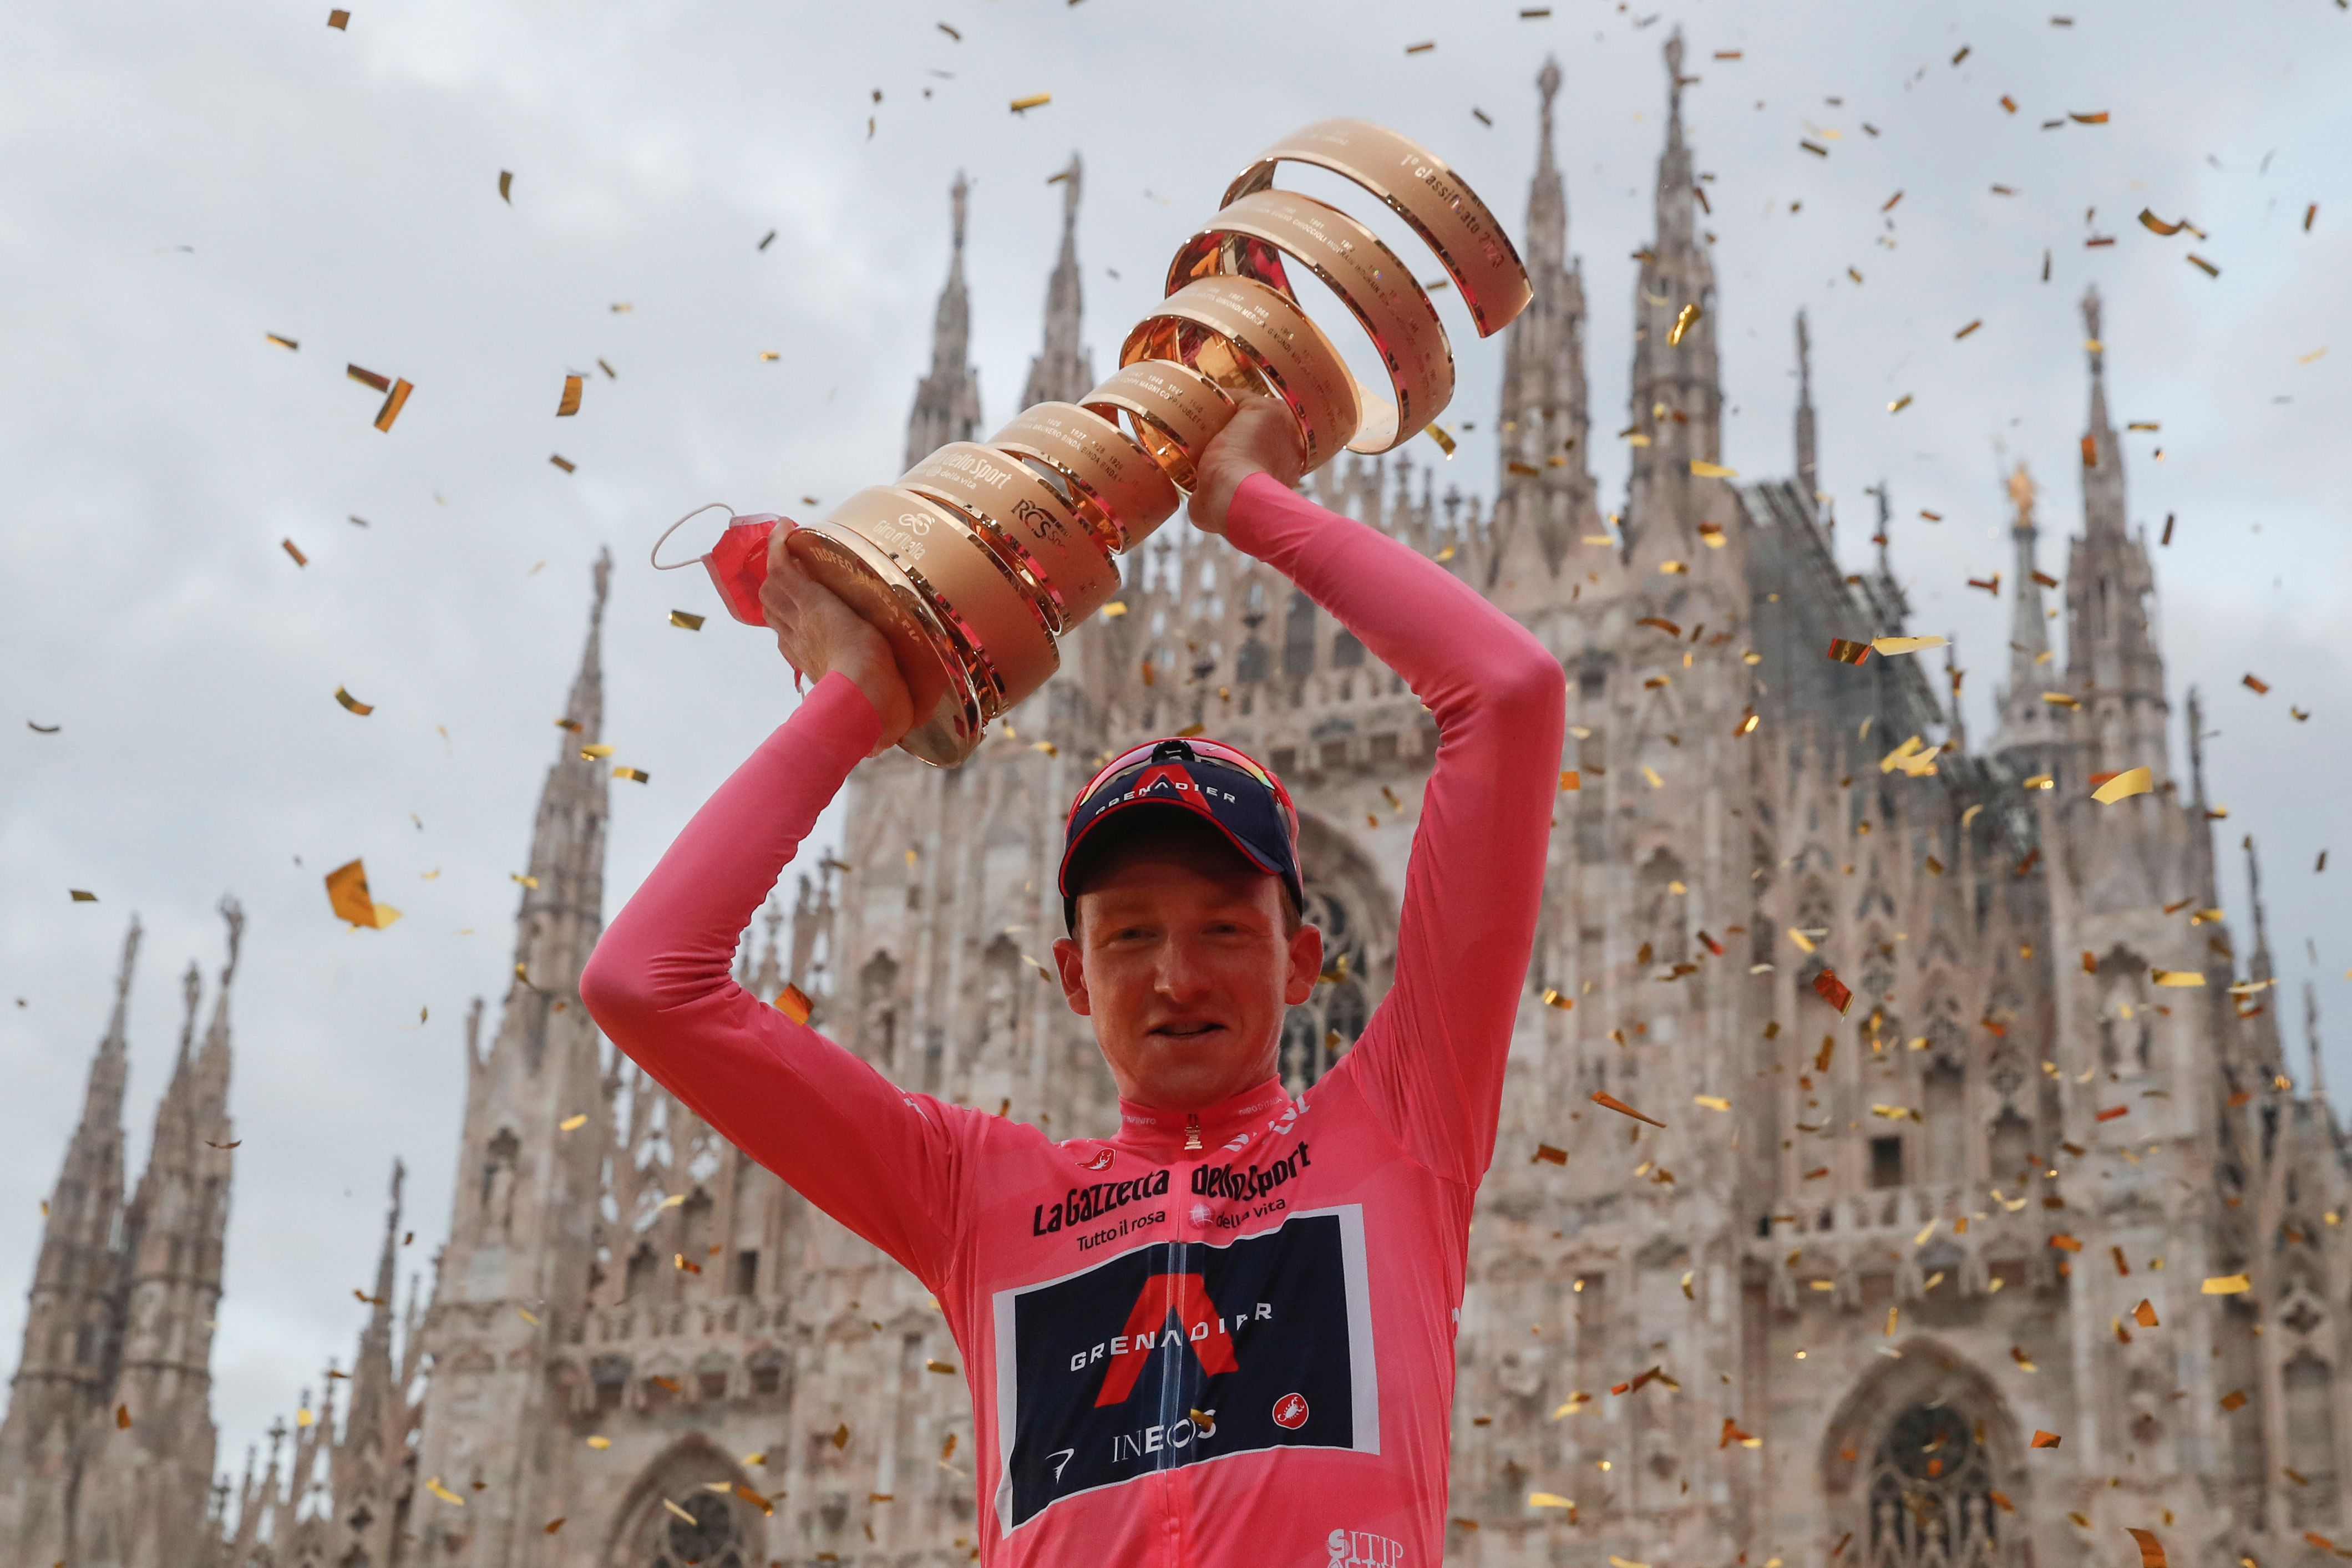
xmin=1641 ymin=765 xmax=1664 ymax=789
xmin=1786 ymin=927 xmax=1817 ymax=953
xmin=544 ymin=1518 xmax=565 ymax=1534
xmin=347 ymin=363 xmax=391 ymax=392
xmin=1403 ymin=40 xmax=1436 ymax=54
xmin=670 ymin=610 xmax=705 ymax=631
xmin=1532 ymin=1143 xmax=1569 ymax=1165
xmin=2040 ymin=690 xmax=2080 ymax=709
xmin=1800 ymin=140 xmax=1828 ymax=157
xmin=1008 ymin=93 xmax=1051 ymax=112
xmin=1423 ymin=423 xmax=1458 ymax=456
xmin=2186 ymin=254 xmax=2219 ymax=278
xmin=2201 ymin=1273 xmax=2250 ymax=1294
xmin=2092 ymin=766 xmax=2152 ymax=804
xmin=2133 ymin=1298 xmax=2159 ymax=1328
xmin=327 ymin=8 xmax=349 ymax=26
xmin=673 ymin=1254 xmax=701 ymax=1273
xmin=925 ymin=1358 xmax=957 ymax=1374
xmin=282 ymin=538 xmax=308 ymax=566
xmin=1540 ymin=988 xmax=1575 ymax=1011
xmin=1872 ymin=636 xmax=1945 ymax=655
xmin=2127 ymin=1528 xmax=2168 ymax=1568
xmin=734 ymin=1485 xmax=774 ymax=1516
xmin=1529 ymin=1493 xmax=1576 ymax=1509
xmin=559 ymin=1113 xmax=589 ymax=1131
xmin=517 ymin=1308 xmax=539 ymax=1326
xmin=1688 ymin=459 xmax=1738 ymax=478
xmin=374 ymin=379 xmax=413 ymax=432
xmin=556 ymin=374 xmax=581 ymax=415
xmin=587 ymin=1434 xmax=612 ymax=1449
xmin=774 ymin=983 xmax=814 ymax=1024
xmin=1694 ymin=1094 xmax=1730 ymax=1112
xmin=1887 ymin=394 xmax=1913 ymax=413
xmin=662 ymin=1500 xmax=696 ymax=1525
xmin=1101 ymin=601 xmax=1128 ymax=617
xmin=2068 ymin=110 xmax=2111 ymax=124
xmin=1668 ymin=302 xmax=1701 ymax=347
xmin=1826 ymin=638 xmax=1872 ymax=664
xmin=831 ymin=1423 xmax=850 ymax=1449
xmin=325 ymin=859 xmax=401 ymax=930
xmin=2220 ymin=1389 xmax=2247 ymax=1412
xmin=2011 ymin=1346 xmax=2037 ymax=1371
xmin=579 ymin=743 xmax=615 ymax=759
xmin=334 ymin=685 xmax=374 ymax=715
xmin=1955 ymin=319 xmax=1983 ymax=339
xmin=613 ymin=767 xmax=650 ymax=783
xmin=1589 ymin=1090 xmax=1665 ymax=1129
xmin=2152 ymin=970 xmax=2206 ymax=988
xmin=549 ymin=454 xmax=576 ymax=473
xmin=2030 ymin=1430 xmax=2061 ymax=1449
xmin=427 ymin=1478 xmax=465 ymax=1505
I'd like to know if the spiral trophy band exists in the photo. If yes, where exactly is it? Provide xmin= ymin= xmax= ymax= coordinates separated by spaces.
xmin=782 ymin=116 xmax=1530 ymax=766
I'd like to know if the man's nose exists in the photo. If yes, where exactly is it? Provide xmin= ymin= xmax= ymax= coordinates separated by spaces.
xmin=1152 ymin=937 xmax=1213 ymax=1001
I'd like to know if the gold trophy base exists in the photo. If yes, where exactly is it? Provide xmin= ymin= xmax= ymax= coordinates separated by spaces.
xmin=785 ymin=524 xmax=984 ymax=767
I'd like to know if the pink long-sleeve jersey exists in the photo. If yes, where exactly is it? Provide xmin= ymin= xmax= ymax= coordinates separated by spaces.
xmin=582 ymin=473 xmax=1567 ymax=1568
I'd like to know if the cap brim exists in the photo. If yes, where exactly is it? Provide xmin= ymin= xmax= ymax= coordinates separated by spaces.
xmin=1059 ymin=796 xmax=1287 ymax=899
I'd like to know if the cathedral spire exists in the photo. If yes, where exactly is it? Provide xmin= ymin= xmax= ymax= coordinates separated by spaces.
xmin=1021 ymin=154 xmax=1094 ymax=409
xmin=511 ymin=554 xmax=613 ymax=1033
xmin=1624 ymin=29 xmax=1722 ymax=553
xmin=906 ymin=172 xmax=984 ymax=466
xmin=2305 ymin=982 xmax=2328 ymax=1102
xmin=342 ymin=1161 xmax=404 ymax=1444
xmin=1793 ymin=310 xmax=1818 ymax=505
xmin=2062 ymin=290 xmax=2169 ymax=784
xmin=1990 ymin=464 xmax=2065 ymax=767
xmin=1494 ymin=57 xmax=1598 ymax=574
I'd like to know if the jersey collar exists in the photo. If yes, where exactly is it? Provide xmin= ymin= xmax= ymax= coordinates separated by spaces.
xmin=1114 ymin=1075 xmax=1294 ymax=1158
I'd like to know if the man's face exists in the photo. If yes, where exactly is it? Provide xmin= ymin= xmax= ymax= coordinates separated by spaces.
xmin=1051 ymin=820 xmax=1322 ymax=1112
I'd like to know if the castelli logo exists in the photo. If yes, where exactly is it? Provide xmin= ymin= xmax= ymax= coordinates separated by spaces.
xmin=1273 ymin=1393 xmax=1310 ymax=1429
xmin=1081 ymin=1148 xmax=1113 ymax=1172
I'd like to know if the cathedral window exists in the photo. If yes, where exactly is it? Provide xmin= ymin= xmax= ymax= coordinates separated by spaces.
xmin=1331 ymin=630 xmax=1365 ymax=668
xmin=1235 ymin=638 xmax=1271 ymax=684
xmin=1283 ymin=588 xmax=1317 ymax=677
xmin=1368 ymin=732 xmax=1398 ymax=765
xmin=747 ymin=1350 xmax=785 ymax=1398
xmin=730 ymin=1249 xmax=759 ymax=1298
xmin=1864 ymin=1403 xmax=2008 ymax=1568
xmin=1270 ymin=747 xmax=1296 ymax=777
xmin=625 ymin=1243 xmax=658 ymax=1303
xmin=1868 ymin=1137 xmax=1906 ymax=1191
xmin=1319 ymin=739 xmax=1351 ymax=772
xmin=2285 ymin=1353 xmax=2340 ymax=1525
xmin=696 ymin=1353 xmax=731 ymax=1402
xmin=641 ymin=1489 xmax=744 ymax=1568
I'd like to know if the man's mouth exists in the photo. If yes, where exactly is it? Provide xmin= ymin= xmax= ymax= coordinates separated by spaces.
xmin=1149 ymin=1021 xmax=1226 ymax=1040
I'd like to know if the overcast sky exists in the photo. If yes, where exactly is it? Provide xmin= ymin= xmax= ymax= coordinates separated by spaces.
xmin=3 ymin=0 xmax=2347 ymax=1485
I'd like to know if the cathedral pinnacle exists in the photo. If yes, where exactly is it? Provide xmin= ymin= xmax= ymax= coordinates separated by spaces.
xmin=1021 ymin=153 xmax=1094 ymax=410
xmin=908 ymin=174 xmax=984 ymax=465
xmin=1793 ymin=311 xmax=1817 ymax=502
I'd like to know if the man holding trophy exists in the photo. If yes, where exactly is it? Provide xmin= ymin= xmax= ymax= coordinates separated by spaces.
xmin=584 ymin=121 xmax=1567 ymax=1566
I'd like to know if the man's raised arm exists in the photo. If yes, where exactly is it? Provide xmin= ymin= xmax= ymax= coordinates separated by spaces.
xmin=580 ymin=671 xmax=966 ymax=1285
xmin=1219 ymin=469 xmax=1566 ymax=1188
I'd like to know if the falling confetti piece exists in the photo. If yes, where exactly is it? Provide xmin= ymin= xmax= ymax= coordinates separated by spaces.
xmin=1826 ymin=638 xmax=1872 ymax=664
xmin=670 ymin=610 xmax=704 ymax=631
xmin=1529 ymin=1493 xmax=1576 ymax=1509
xmin=2049 ymin=1234 xmax=2082 ymax=1252
xmin=774 ymin=983 xmax=814 ymax=1024
xmin=1403 ymin=40 xmax=1435 ymax=54
xmin=1812 ymin=970 xmax=1853 ymax=1014
xmin=1423 ymin=423 xmax=1458 ymax=456
xmin=2092 ymin=766 xmax=2153 ymax=804
xmin=1532 ymin=1143 xmax=1568 ymax=1165
xmin=1540 ymin=988 xmax=1574 ymax=1011
xmin=734 ymin=1485 xmax=774 ymax=1516
xmin=1009 ymin=93 xmax=1051 ymax=112
xmin=282 ymin=538 xmax=308 ymax=566
xmin=372 ymin=378 xmax=412 ymax=431
xmin=1641 ymin=765 xmax=1664 ymax=789
xmin=613 ymin=767 xmax=650 ymax=783
xmin=662 ymin=1500 xmax=696 ymax=1525
xmin=1694 ymin=1094 xmax=1730 ymax=1111
xmin=559 ymin=1113 xmax=589 ymax=1131
xmin=2030 ymin=1431 xmax=2061 ymax=1449
xmin=428 ymin=1478 xmax=465 ymax=1505
xmin=1688 ymin=459 xmax=1738 ymax=478
xmin=2221 ymin=1389 xmax=2248 ymax=1412
xmin=1668 ymin=302 xmax=1701 ymax=347
xmin=1800 ymin=140 xmax=1828 ymax=157
xmin=2068 ymin=110 xmax=2110 ymax=124
xmin=925 ymin=1358 xmax=957 ymax=1374
xmin=2242 ymin=673 xmax=2270 ymax=694
xmin=2152 ymin=970 xmax=2206 ymax=988
xmin=2133 ymin=1299 xmax=2159 ymax=1328
xmin=327 ymin=8 xmax=349 ymax=25
xmin=556 ymin=374 xmax=581 ymax=415
xmin=325 ymin=859 xmax=401 ymax=930
xmin=1872 ymin=636 xmax=1945 ymax=655
xmin=2040 ymin=691 xmax=2079 ymax=709
xmin=2186 ymin=254 xmax=2219 ymax=278
xmin=586 ymin=1434 xmax=612 ymax=1448
xmin=543 ymin=1519 xmax=565 ymax=1534
xmin=1887 ymin=394 xmax=1912 ymax=413
xmin=2201 ymin=1274 xmax=2250 ymax=1294
xmin=550 ymin=454 xmax=576 ymax=473
xmin=1590 ymin=1091 xmax=1665 ymax=1129
xmin=498 ymin=170 xmax=514 ymax=204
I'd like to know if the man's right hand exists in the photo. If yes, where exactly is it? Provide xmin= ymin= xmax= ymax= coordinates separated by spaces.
xmin=761 ymin=525 xmax=916 ymax=754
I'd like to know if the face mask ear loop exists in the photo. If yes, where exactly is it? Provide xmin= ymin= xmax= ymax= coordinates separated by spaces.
xmin=649 ymin=501 xmax=736 ymax=570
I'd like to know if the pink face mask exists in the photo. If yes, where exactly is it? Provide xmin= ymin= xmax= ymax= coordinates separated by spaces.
xmin=651 ymin=503 xmax=784 ymax=626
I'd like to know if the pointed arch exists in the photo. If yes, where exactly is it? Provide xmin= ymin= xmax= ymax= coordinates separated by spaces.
xmin=1820 ymin=1338 xmax=2031 ymax=1568
xmin=601 ymin=1434 xmax=759 ymax=1568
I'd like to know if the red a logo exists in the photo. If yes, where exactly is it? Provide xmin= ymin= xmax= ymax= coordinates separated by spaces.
xmin=1093 ymin=1273 xmax=1239 ymax=1408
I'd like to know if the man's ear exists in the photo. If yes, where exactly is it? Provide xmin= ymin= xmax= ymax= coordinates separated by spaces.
xmin=1283 ymin=921 xmax=1324 ymax=1007
xmin=1051 ymin=935 xmax=1092 ymax=1017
